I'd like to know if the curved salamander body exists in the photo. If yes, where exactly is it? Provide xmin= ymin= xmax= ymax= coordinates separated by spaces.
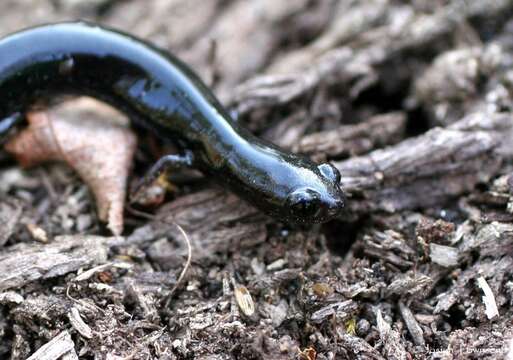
xmin=0 ymin=22 xmax=345 ymax=223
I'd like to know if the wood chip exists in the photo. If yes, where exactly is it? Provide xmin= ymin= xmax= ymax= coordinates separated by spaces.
xmin=295 ymin=112 xmax=406 ymax=160
xmin=429 ymin=243 xmax=460 ymax=267
xmin=398 ymin=301 xmax=425 ymax=347
xmin=68 ymin=307 xmax=93 ymax=339
xmin=310 ymin=300 xmax=357 ymax=323
xmin=375 ymin=309 xmax=408 ymax=360
xmin=477 ymin=276 xmax=499 ymax=320
xmin=26 ymin=331 xmax=76 ymax=360
xmin=0 ymin=235 xmax=112 ymax=291
xmin=0 ymin=200 xmax=22 ymax=246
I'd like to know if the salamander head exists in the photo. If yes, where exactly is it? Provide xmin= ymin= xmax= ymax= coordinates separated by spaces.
xmin=283 ymin=163 xmax=345 ymax=224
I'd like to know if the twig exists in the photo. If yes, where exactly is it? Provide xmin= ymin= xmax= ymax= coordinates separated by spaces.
xmin=165 ymin=223 xmax=192 ymax=306
xmin=125 ymin=205 xmax=192 ymax=306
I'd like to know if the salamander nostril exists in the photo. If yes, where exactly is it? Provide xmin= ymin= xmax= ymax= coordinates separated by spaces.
xmin=326 ymin=198 xmax=345 ymax=217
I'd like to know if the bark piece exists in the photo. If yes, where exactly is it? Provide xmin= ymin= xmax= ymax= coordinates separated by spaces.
xmin=0 ymin=199 xmax=22 ymax=247
xmin=462 ymin=222 xmax=513 ymax=257
xmin=67 ymin=307 xmax=93 ymax=340
xmin=233 ymin=0 xmax=513 ymax=113
xmin=361 ymin=230 xmax=415 ymax=269
xmin=0 ymin=235 xmax=112 ymax=291
xmin=386 ymin=272 xmax=433 ymax=300
xmin=429 ymin=243 xmax=460 ymax=267
xmin=398 ymin=301 xmax=425 ymax=347
xmin=128 ymin=189 xmax=269 ymax=262
xmin=294 ymin=112 xmax=406 ymax=161
xmin=375 ymin=309 xmax=408 ymax=360
xmin=310 ymin=300 xmax=358 ymax=324
xmin=26 ymin=331 xmax=76 ymax=360
xmin=267 ymin=0 xmax=389 ymax=74
xmin=335 ymin=112 xmax=512 ymax=217
xmin=434 ymin=257 xmax=513 ymax=314
xmin=336 ymin=331 xmax=385 ymax=360
xmin=413 ymin=44 xmax=504 ymax=126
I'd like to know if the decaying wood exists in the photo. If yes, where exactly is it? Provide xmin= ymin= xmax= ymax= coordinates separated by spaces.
xmin=294 ymin=111 xmax=406 ymax=161
xmin=232 ymin=0 xmax=513 ymax=113
xmin=0 ymin=199 xmax=22 ymax=247
xmin=127 ymin=189 xmax=269 ymax=263
xmin=375 ymin=309 xmax=408 ymax=360
xmin=333 ymin=112 xmax=513 ymax=220
xmin=26 ymin=331 xmax=77 ymax=360
xmin=398 ymin=301 xmax=425 ymax=348
xmin=0 ymin=235 xmax=114 ymax=292
xmin=1 ymin=0 xmax=513 ymax=358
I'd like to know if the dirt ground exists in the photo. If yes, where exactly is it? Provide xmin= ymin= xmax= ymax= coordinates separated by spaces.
xmin=1 ymin=0 xmax=513 ymax=359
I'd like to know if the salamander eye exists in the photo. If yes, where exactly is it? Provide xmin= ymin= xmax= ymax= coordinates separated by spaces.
xmin=286 ymin=188 xmax=321 ymax=218
xmin=318 ymin=163 xmax=341 ymax=183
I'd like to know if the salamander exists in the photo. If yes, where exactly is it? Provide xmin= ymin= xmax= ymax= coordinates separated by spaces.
xmin=0 ymin=22 xmax=345 ymax=223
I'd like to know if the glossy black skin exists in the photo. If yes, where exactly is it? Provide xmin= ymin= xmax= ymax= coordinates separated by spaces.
xmin=0 ymin=22 xmax=345 ymax=223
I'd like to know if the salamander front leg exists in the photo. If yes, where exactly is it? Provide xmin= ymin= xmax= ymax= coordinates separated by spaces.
xmin=130 ymin=150 xmax=195 ymax=201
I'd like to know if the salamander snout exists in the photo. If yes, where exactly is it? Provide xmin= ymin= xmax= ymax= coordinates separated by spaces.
xmin=285 ymin=186 xmax=345 ymax=223
xmin=285 ymin=163 xmax=346 ymax=223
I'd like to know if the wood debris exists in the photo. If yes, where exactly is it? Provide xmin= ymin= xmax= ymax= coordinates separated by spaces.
xmin=477 ymin=276 xmax=500 ymax=320
xmin=0 ymin=235 xmax=114 ymax=291
xmin=26 ymin=331 xmax=77 ymax=360
xmin=1 ymin=0 xmax=513 ymax=358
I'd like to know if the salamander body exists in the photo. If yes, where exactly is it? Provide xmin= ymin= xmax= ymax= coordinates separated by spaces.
xmin=0 ymin=22 xmax=345 ymax=223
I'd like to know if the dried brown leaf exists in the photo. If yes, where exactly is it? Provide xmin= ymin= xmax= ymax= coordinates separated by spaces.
xmin=4 ymin=107 xmax=137 ymax=235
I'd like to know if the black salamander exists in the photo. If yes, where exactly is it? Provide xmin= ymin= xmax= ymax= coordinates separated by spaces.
xmin=0 ymin=22 xmax=345 ymax=224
